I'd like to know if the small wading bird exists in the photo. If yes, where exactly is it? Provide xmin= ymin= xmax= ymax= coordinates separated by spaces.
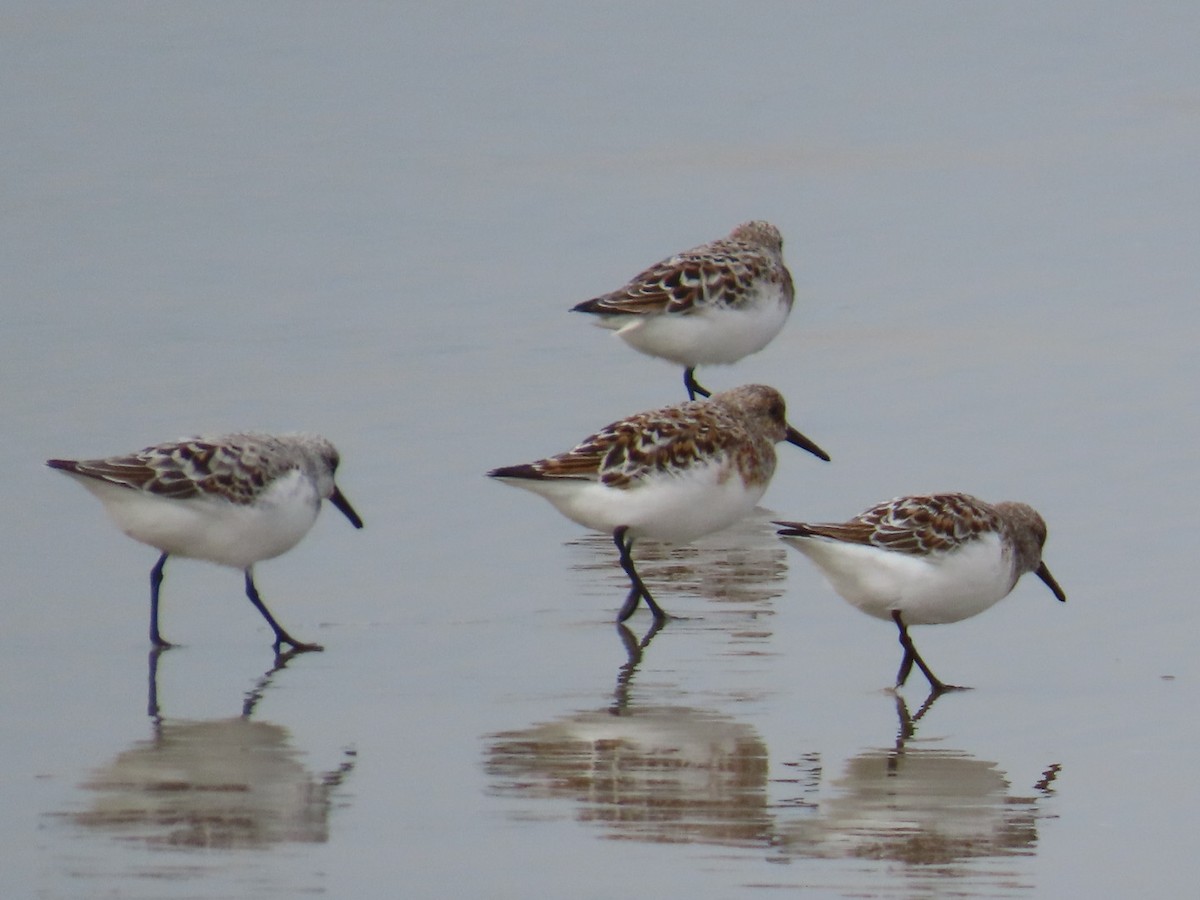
xmin=47 ymin=432 xmax=363 ymax=653
xmin=572 ymin=221 xmax=796 ymax=401
xmin=489 ymin=385 xmax=829 ymax=622
xmin=776 ymin=493 xmax=1065 ymax=693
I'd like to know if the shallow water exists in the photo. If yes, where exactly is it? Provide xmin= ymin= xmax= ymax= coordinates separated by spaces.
xmin=4 ymin=3 xmax=1200 ymax=897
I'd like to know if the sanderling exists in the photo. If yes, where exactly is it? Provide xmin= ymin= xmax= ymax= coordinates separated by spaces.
xmin=488 ymin=385 xmax=829 ymax=622
xmin=776 ymin=493 xmax=1065 ymax=693
xmin=572 ymin=221 xmax=795 ymax=401
xmin=47 ymin=432 xmax=364 ymax=653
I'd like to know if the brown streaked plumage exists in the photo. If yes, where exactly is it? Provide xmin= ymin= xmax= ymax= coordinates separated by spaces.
xmin=497 ymin=386 xmax=827 ymax=491
xmin=49 ymin=435 xmax=322 ymax=505
xmin=489 ymin=385 xmax=829 ymax=622
xmin=777 ymin=493 xmax=1065 ymax=694
xmin=572 ymin=221 xmax=796 ymax=400
xmin=787 ymin=493 xmax=1030 ymax=558
xmin=48 ymin=432 xmax=363 ymax=653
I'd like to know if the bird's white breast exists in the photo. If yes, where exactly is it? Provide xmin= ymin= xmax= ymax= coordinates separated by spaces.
xmin=496 ymin=458 xmax=765 ymax=544
xmin=611 ymin=286 xmax=791 ymax=366
xmin=787 ymin=532 xmax=1015 ymax=625
xmin=74 ymin=469 xmax=322 ymax=569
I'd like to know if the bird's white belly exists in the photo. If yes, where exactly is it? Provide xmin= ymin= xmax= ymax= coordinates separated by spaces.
xmin=503 ymin=463 xmax=765 ymax=544
xmin=78 ymin=471 xmax=321 ymax=569
xmin=608 ymin=292 xmax=790 ymax=366
xmin=792 ymin=534 xmax=1014 ymax=625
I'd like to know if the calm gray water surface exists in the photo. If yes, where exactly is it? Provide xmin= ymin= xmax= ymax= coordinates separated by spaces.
xmin=4 ymin=3 xmax=1199 ymax=897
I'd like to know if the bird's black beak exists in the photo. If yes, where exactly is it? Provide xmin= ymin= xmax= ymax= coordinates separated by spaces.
xmin=785 ymin=425 xmax=831 ymax=462
xmin=329 ymin=487 xmax=364 ymax=529
xmin=1036 ymin=561 xmax=1066 ymax=602
xmin=773 ymin=521 xmax=812 ymax=538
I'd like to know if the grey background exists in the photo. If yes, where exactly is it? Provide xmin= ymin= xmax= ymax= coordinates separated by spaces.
xmin=3 ymin=3 xmax=1197 ymax=897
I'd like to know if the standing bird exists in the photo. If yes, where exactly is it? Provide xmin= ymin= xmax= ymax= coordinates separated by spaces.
xmin=572 ymin=221 xmax=795 ymax=401
xmin=488 ymin=385 xmax=829 ymax=622
xmin=47 ymin=432 xmax=364 ymax=653
xmin=776 ymin=493 xmax=1065 ymax=693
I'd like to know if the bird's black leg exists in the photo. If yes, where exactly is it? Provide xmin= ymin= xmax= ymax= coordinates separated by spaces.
xmin=613 ymin=527 xmax=666 ymax=623
xmin=149 ymin=552 xmax=173 ymax=648
xmin=615 ymin=583 xmax=641 ymax=623
xmin=891 ymin=610 xmax=962 ymax=694
xmin=896 ymin=644 xmax=916 ymax=688
xmin=683 ymin=367 xmax=712 ymax=401
xmin=244 ymin=569 xmax=323 ymax=654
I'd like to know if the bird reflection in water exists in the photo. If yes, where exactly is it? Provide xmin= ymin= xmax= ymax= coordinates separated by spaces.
xmin=567 ymin=510 xmax=788 ymax=618
xmin=487 ymin=638 xmax=1061 ymax=877
xmin=486 ymin=623 xmax=773 ymax=846
xmin=70 ymin=649 xmax=355 ymax=849
xmin=772 ymin=692 xmax=1061 ymax=872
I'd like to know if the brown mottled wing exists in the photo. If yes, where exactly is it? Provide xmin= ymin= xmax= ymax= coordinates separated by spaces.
xmin=513 ymin=403 xmax=732 ymax=489
xmin=48 ymin=455 xmax=160 ymax=488
xmin=573 ymin=239 xmax=773 ymax=316
xmin=802 ymin=493 xmax=1001 ymax=557
xmin=60 ymin=437 xmax=284 ymax=504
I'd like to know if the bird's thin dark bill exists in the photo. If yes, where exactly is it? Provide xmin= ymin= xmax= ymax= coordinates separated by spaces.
xmin=1036 ymin=561 xmax=1066 ymax=602
xmin=330 ymin=488 xmax=364 ymax=529
xmin=784 ymin=425 xmax=831 ymax=462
